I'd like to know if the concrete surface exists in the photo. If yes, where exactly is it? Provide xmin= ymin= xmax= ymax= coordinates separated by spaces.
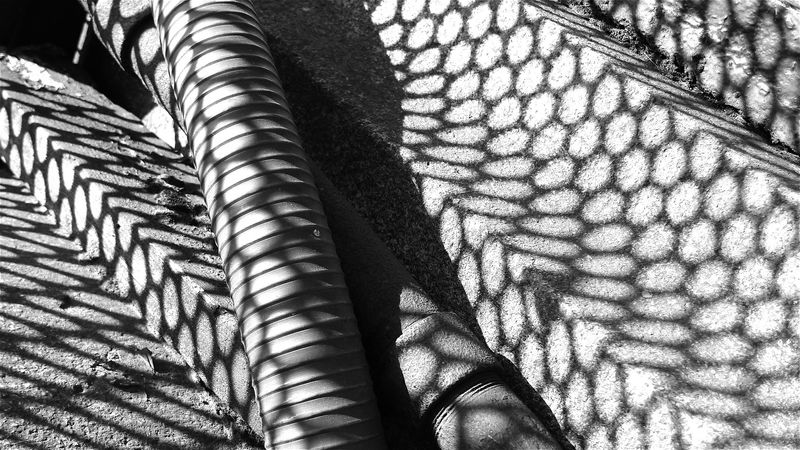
xmin=69 ymin=0 xmax=800 ymax=447
xmin=0 ymin=164 xmax=258 ymax=449
xmin=4 ymin=0 xmax=800 ymax=449
xmin=576 ymin=0 xmax=800 ymax=151
xmin=0 ymin=53 xmax=262 ymax=436
xmin=167 ymin=0 xmax=800 ymax=448
xmin=361 ymin=1 xmax=800 ymax=448
xmin=0 ymin=52 xmax=523 ymax=450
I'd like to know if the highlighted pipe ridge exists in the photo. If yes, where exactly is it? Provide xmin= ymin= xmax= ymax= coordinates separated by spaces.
xmin=152 ymin=0 xmax=386 ymax=447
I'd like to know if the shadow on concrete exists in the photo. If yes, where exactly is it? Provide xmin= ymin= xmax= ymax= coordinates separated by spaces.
xmin=356 ymin=0 xmax=800 ymax=447
xmin=250 ymin=2 xmax=574 ymax=447
xmin=11 ymin=0 xmax=800 ymax=448
xmin=578 ymin=0 xmax=800 ymax=151
xmin=82 ymin=0 xmax=800 ymax=447
xmin=0 ymin=61 xmax=263 ymax=441
xmin=65 ymin=2 xmax=572 ymax=447
xmin=0 ymin=163 xmax=257 ymax=448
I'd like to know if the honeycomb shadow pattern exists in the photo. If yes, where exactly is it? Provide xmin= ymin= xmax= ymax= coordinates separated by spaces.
xmin=0 ymin=55 xmax=262 ymax=436
xmin=363 ymin=0 xmax=800 ymax=448
xmin=0 ymin=164 xmax=257 ymax=449
xmin=580 ymin=0 xmax=800 ymax=152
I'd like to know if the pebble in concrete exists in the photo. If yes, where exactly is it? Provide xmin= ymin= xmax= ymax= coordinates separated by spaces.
xmin=585 ymin=0 xmax=800 ymax=151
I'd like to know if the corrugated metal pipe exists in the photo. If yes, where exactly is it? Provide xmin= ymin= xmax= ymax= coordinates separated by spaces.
xmin=150 ymin=0 xmax=385 ymax=447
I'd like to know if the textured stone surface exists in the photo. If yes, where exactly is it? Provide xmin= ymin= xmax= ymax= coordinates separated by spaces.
xmin=0 ymin=165 xmax=258 ymax=449
xmin=362 ymin=0 xmax=800 ymax=448
xmin=0 ymin=53 xmax=512 ymax=450
xmin=579 ymin=0 xmax=800 ymax=151
xmin=0 ymin=54 xmax=262 ymax=435
xmin=81 ymin=0 xmax=800 ymax=446
xmin=7 ymin=0 xmax=800 ymax=447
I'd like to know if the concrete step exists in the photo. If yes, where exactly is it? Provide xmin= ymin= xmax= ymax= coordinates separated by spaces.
xmin=131 ymin=2 xmax=800 ymax=447
xmin=0 ymin=163 xmax=259 ymax=449
xmin=573 ymin=0 xmax=800 ymax=152
xmin=237 ymin=1 xmax=800 ymax=448
xmin=0 ymin=53 xmax=262 ymax=436
xmin=6 ymin=0 xmax=800 ymax=447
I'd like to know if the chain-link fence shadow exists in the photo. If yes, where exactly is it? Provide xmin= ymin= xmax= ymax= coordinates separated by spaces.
xmin=577 ymin=0 xmax=800 ymax=152
xmin=0 ymin=162 xmax=257 ymax=448
xmin=6 ymin=0 xmax=800 ymax=448
xmin=0 ymin=59 xmax=263 ymax=443
xmin=356 ymin=0 xmax=800 ymax=448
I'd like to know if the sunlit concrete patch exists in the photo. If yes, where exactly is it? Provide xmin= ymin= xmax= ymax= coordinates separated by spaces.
xmin=580 ymin=0 xmax=800 ymax=152
xmin=365 ymin=0 xmax=800 ymax=447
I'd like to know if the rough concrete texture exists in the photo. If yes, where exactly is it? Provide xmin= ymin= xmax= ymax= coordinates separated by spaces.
xmin=80 ymin=0 xmax=800 ymax=447
xmin=1 ymin=51 xmax=546 ymax=450
xmin=576 ymin=0 xmax=800 ymax=151
xmin=6 ymin=1 xmax=800 ymax=448
xmin=0 ymin=165 xmax=258 ymax=448
xmin=362 ymin=1 xmax=800 ymax=448
xmin=0 ymin=53 xmax=262 ymax=436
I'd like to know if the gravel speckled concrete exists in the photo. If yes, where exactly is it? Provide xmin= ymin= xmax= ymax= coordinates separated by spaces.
xmin=8 ymin=1 xmax=800 ymax=448
xmin=574 ymin=0 xmax=800 ymax=152
xmin=0 ymin=52 xmax=262 ymax=436
xmin=75 ymin=0 xmax=800 ymax=447
xmin=0 ymin=164 xmax=258 ymax=449
xmin=360 ymin=1 xmax=800 ymax=447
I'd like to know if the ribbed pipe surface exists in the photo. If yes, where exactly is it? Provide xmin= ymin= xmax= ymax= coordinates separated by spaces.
xmin=151 ymin=0 xmax=385 ymax=447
